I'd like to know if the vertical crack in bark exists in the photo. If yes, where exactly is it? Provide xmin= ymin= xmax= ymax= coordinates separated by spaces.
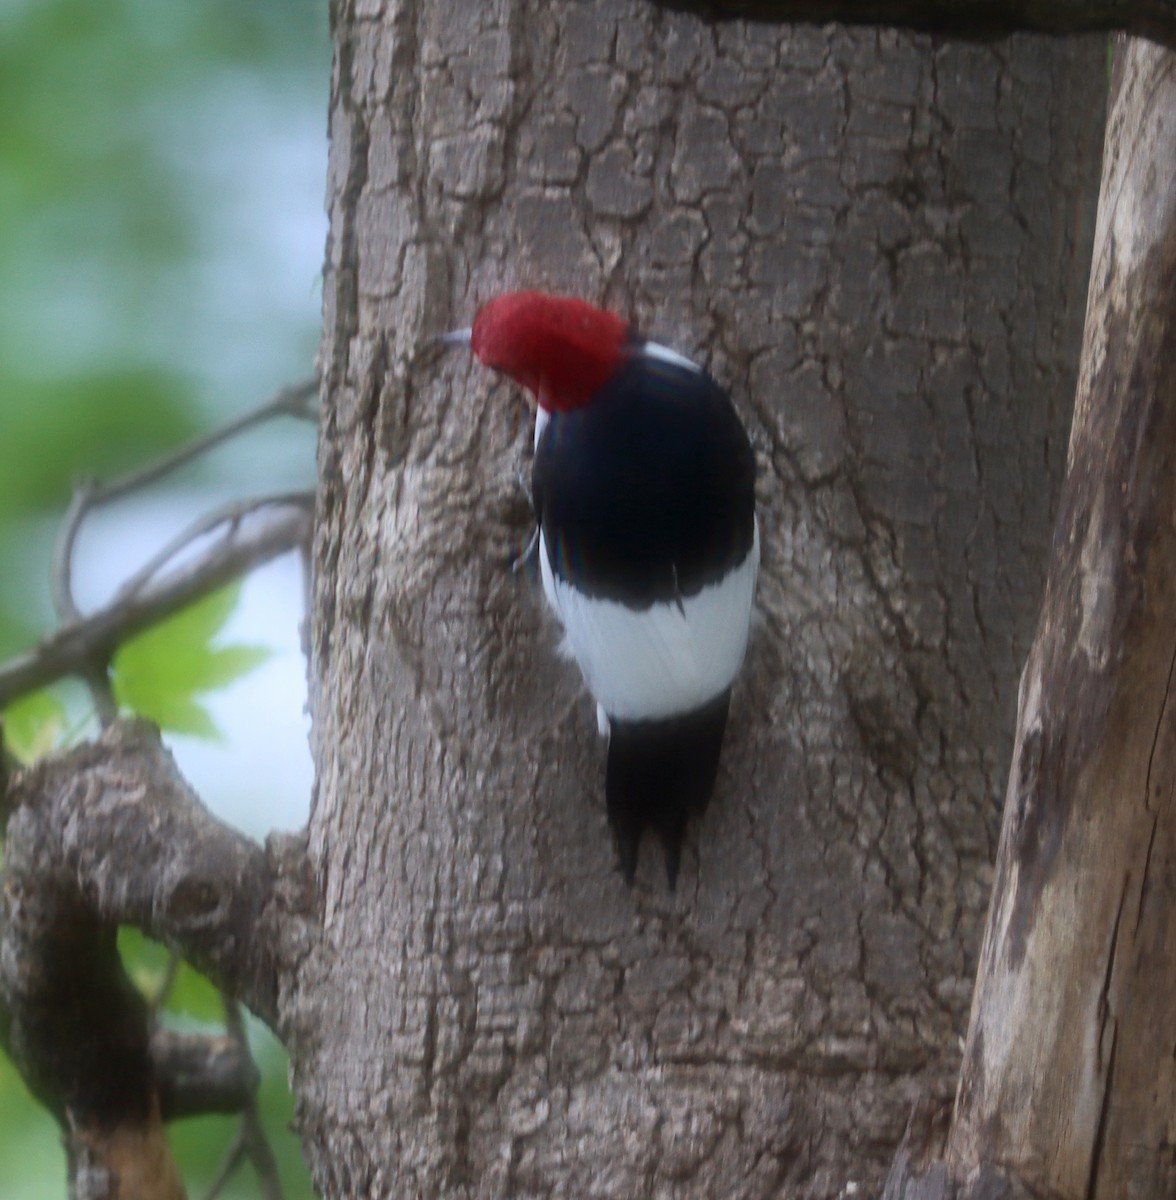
xmin=1084 ymin=1022 xmax=1118 ymax=1200
xmin=1094 ymin=883 xmax=1126 ymax=1074
xmin=1132 ymin=814 xmax=1160 ymax=938
xmin=1140 ymin=630 xmax=1176 ymax=817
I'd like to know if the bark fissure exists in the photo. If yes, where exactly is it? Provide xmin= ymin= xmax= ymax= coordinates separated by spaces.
xmin=1141 ymin=629 xmax=1176 ymax=815
xmin=1084 ymin=1022 xmax=1117 ymax=1200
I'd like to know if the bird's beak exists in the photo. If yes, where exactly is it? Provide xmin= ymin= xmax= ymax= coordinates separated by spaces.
xmin=435 ymin=327 xmax=472 ymax=347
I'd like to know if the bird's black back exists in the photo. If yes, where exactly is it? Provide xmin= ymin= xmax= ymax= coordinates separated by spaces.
xmin=531 ymin=352 xmax=756 ymax=609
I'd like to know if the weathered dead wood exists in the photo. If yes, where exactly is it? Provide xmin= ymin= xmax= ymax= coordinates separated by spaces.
xmin=887 ymin=34 xmax=1176 ymax=1200
xmin=948 ymin=36 xmax=1176 ymax=1194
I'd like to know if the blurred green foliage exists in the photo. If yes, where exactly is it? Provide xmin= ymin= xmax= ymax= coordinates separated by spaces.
xmin=0 ymin=0 xmax=326 ymax=1195
xmin=0 ymin=0 xmax=326 ymax=651
xmin=2 ymin=689 xmax=68 ymax=764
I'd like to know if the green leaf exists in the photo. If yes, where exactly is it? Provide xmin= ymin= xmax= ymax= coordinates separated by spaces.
xmin=133 ymin=693 xmax=222 ymax=740
xmin=2 ymin=690 xmax=66 ymax=764
xmin=111 ymin=584 xmax=272 ymax=739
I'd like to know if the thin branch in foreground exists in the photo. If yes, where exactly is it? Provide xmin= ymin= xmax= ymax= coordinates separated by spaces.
xmin=116 ymin=490 xmax=315 ymax=603
xmin=192 ymin=994 xmax=288 ymax=1200
xmin=222 ymin=997 xmax=285 ymax=1200
xmin=203 ymin=1128 xmax=250 ymax=1200
xmin=51 ymin=479 xmax=121 ymax=727
xmin=51 ymin=380 xmax=317 ymax=631
xmin=43 ymin=379 xmax=317 ymax=730
xmin=0 ymin=503 xmax=311 ymax=709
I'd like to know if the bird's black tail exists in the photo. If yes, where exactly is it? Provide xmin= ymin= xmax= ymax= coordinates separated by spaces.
xmin=605 ymin=689 xmax=732 ymax=889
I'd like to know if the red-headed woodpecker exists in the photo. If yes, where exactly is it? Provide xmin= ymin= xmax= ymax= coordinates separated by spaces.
xmin=446 ymin=291 xmax=758 ymax=887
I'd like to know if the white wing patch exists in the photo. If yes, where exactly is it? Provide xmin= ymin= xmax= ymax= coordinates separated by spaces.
xmin=639 ymin=340 xmax=703 ymax=373
xmin=533 ymin=405 xmax=550 ymax=449
xmin=539 ymin=523 xmax=759 ymax=722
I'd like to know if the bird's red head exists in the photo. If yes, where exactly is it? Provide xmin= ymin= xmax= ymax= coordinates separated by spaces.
xmin=469 ymin=291 xmax=630 ymax=412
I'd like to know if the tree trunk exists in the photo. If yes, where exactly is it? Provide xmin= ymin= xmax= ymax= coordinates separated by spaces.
xmin=941 ymin=36 xmax=1176 ymax=1198
xmin=297 ymin=6 xmax=1103 ymax=1196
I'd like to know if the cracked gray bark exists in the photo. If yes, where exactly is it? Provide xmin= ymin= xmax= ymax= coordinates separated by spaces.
xmin=299 ymin=5 xmax=1104 ymax=1198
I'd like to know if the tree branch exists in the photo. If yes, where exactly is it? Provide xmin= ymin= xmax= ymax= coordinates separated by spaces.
xmin=212 ymin=1000 xmax=285 ymax=1200
xmin=1 ymin=720 xmax=314 ymax=1029
xmin=151 ymin=1029 xmax=261 ymax=1122
xmin=0 ymin=503 xmax=312 ymax=709
xmin=0 ymin=721 xmax=315 ymax=1199
xmin=51 ymin=374 xmax=316 ymax=609
xmin=39 ymin=380 xmax=317 ymax=729
xmin=656 ymin=0 xmax=1176 ymax=47
xmin=53 ymin=480 xmax=121 ymax=726
xmin=116 ymin=491 xmax=315 ymax=602
xmin=51 ymin=379 xmax=317 ymax=624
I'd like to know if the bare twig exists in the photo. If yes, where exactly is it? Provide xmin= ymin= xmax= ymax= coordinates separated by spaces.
xmin=40 ymin=379 xmax=317 ymax=730
xmin=116 ymin=491 xmax=315 ymax=602
xmin=52 ymin=484 xmax=95 ymax=625
xmin=51 ymin=379 xmax=316 ymax=622
xmin=0 ymin=505 xmax=311 ymax=709
xmin=203 ymin=1128 xmax=250 ymax=1200
xmin=222 ymin=997 xmax=285 ymax=1200
xmin=98 ymin=379 xmax=317 ymax=502
xmin=52 ymin=380 xmax=316 ymax=606
xmin=52 ymin=483 xmax=121 ymax=725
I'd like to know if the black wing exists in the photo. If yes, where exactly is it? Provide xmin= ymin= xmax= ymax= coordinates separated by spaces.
xmin=531 ymin=354 xmax=756 ymax=610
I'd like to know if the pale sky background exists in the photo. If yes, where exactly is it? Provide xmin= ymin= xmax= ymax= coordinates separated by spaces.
xmin=75 ymin=497 xmax=314 ymax=838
